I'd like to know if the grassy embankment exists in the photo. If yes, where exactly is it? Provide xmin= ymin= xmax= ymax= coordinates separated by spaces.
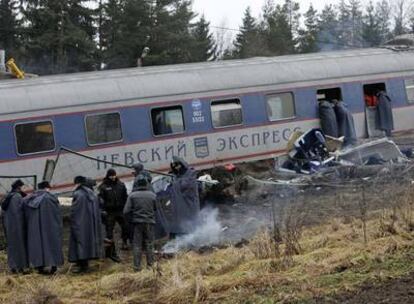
xmin=1 ymin=206 xmax=414 ymax=304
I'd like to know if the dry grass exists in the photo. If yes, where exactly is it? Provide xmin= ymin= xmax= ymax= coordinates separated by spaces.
xmin=2 ymin=204 xmax=414 ymax=304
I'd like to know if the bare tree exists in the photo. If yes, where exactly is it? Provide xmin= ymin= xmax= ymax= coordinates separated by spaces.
xmin=214 ymin=19 xmax=233 ymax=60
xmin=393 ymin=0 xmax=413 ymax=35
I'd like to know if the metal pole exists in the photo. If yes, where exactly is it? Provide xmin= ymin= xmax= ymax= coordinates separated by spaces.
xmin=0 ymin=50 xmax=6 ymax=73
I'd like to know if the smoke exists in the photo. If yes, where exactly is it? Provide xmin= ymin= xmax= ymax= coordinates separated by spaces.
xmin=160 ymin=179 xmax=297 ymax=254
xmin=162 ymin=207 xmax=223 ymax=254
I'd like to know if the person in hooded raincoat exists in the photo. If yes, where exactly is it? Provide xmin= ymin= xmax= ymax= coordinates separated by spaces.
xmin=376 ymin=91 xmax=394 ymax=137
xmin=167 ymin=156 xmax=200 ymax=236
xmin=23 ymin=181 xmax=64 ymax=275
xmin=319 ymin=100 xmax=339 ymax=138
xmin=69 ymin=176 xmax=103 ymax=273
xmin=1 ymin=180 xmax=28 ymax=273
xmin=334 ymin=100 xmax=357 ymax=147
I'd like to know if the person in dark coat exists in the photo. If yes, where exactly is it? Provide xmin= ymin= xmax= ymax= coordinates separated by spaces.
xmin=123 ymin=175 xmax=157 ymax=271
xmin=1 ymin=180 xmax=28 ymax=273
xmin=319 ymin=100 xmax=339 ymax=138
xmin=23 ymin=181 xmax=64 ymax=275
xmin=98 ymin=169 xmax=128 ymax=257
xmin=69 ymin=176 xmax=104 ymax=273
xmin=167 ymin=156 xmax=200 ymax=236
xmin=376 ymin=91 xmax=394 ymax=137
xmin=334 ymin=100 xmax=357 ymax=147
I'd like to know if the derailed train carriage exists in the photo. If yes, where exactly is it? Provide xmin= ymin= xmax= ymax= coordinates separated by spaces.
xmin=1 ymin=47 xmax=414 ymax=193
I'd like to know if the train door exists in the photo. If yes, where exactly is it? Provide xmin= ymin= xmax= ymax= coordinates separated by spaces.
xmin=316 ymin=87 xmax=342 ymax=138
xmin=363 ymin=83 xmax=387 ymax=138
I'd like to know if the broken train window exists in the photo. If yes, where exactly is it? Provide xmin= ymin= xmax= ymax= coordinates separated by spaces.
xmin=317 ymin=88 xmax=342 ymax=103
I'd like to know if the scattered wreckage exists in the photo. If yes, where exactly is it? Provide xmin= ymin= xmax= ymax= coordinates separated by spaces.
xmin=279 ymin=128 xmax=411 ymax=176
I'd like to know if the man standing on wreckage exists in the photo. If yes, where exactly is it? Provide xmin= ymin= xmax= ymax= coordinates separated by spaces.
xmin=159 ymin=156 xmax=201 ymax=238
xmin=69 ymin=176 xmax=103 ymax=273
xmin=23 ymin=181 xmax=64 ymax=275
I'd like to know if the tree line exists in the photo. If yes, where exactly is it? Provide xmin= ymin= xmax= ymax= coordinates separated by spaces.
xmin=0 ymin=0 xmax=412 ymax=75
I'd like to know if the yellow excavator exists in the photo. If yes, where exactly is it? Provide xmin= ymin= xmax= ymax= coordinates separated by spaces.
xmin=6 ymin=58 xmax=25 ymax=79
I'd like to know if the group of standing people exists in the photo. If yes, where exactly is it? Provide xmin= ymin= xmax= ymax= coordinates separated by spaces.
xmin=1 ymin=157 xmax=200 ymax=274
xmin=1 ymin=180 xmax=63 ymax=274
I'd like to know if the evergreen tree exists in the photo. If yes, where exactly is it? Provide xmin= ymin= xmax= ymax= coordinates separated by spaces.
xmin=375 ymin=0 xmax=391 ymax=43
xmin=264 ymin=3 xmax=295 ymax=55
xmin=0 ymin=0 xmax=20 ymax=57
xmin=283 ymin=0 xmax=301 ymax=39
xmin=99 ymin=0 xmax=125 ymax=68
xmin=96 ymin=0 xmax=105 ymax=68
xmin=233 ymin=7 xmax=263 ymax=58
xmin=121 ymin=0 xmax=151 ymax=66
xmin=101 ymin=0 xmax=151 ymax=69
xmin=318 ymin=4 xmax=339 ymax=51
xmin=337 ymin=0 xmax=352 ymax=47
xmin=348 ymin=0 xmax=364 ymax=47
xmin=66 ymin=0 xmax=97 ymax=71
xmin=297 ymin=4 xmax=319 ymax=53
xmin=336 ymin=0 xmax=363 ymax=48
xmin=190 ymin=15 xmax=216 ymax=62
xmin=362 ymin=1 xmax=382 ymax=47
xmin=145 ymin=0 xmax=195 ymax=66
xmin=261 ymin=0 xmax=275 ymax=21
xmin=21 ymin=0 xmax=97 ymax=74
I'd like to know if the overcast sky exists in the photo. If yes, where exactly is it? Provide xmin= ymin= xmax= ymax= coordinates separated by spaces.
xmin=192 ymin=0 xmax=339 ymax=30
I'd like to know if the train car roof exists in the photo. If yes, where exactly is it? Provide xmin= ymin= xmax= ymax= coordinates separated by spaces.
xmin=1 ymin=48 xmax=414 ymax=116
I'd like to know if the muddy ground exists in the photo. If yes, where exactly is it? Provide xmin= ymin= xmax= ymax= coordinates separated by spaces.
xmin=317 ymin=271 xmax=414 ymax=304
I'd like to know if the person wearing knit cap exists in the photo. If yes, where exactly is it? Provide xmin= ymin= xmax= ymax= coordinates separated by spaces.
xmin=98 ymin=169 xmax=128 ymax=257
xmin=123 ymin=174 xmax=156 ymax=271
xmin=23 ymin=181 xmax=63 ymax=275
xmin=1 ymin=180 xmax=28 ymax=273
xmin=68 ymin=176 xmax=103 ymax=273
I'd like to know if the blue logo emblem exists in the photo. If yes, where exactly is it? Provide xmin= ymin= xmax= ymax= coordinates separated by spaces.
xmin=192 ymin=100 xmax=202 ymax=111
xmin=194 ymin=137 xmax=209 ymax=159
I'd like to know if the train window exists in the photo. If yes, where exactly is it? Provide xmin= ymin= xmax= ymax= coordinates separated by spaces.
xmin=405 ymin=79 xmax=414 ymax=103
xmin=211 ymin=99 xmax=243 ymax=128
xmin=317 ymin=88 xmax=342 ymax=102
xmin=15 ymin=121 xmax=55 ymax=155
xmin=266 ymin=93 xmax=295 ymax=121
xmin=85 ymin=112 xmax=123 ymax=145
xmin=151 ymin=106 xmax=185 ymax=136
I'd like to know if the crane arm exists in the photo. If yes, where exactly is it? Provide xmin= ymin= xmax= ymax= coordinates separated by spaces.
xmin=6 ymin=58 xmax=25 ymax=79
